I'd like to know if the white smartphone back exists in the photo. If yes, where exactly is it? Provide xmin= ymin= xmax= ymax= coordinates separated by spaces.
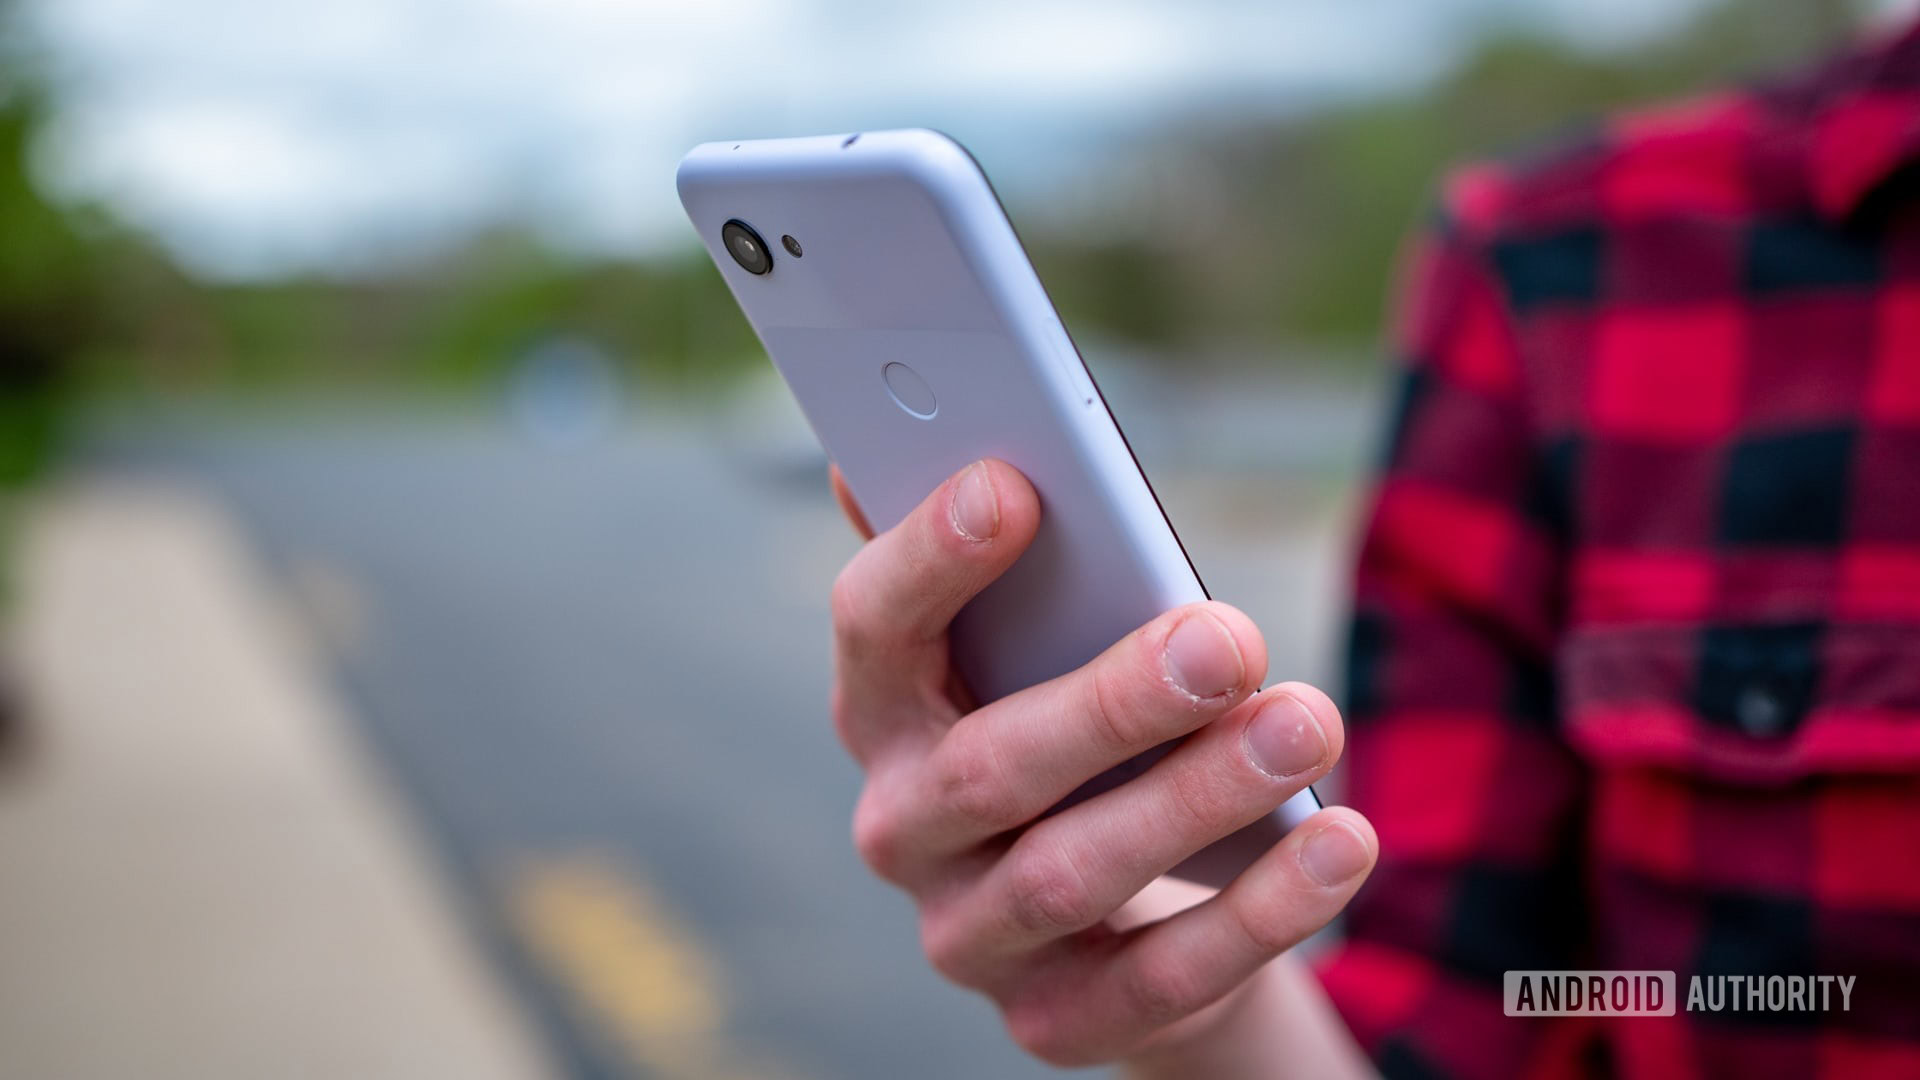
xmin=677 ymin=129 xmax=1318 ymax=886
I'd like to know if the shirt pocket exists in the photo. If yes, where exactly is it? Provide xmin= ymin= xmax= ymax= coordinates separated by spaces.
xmin=1559 ymin=622 xmax=1920 ymax=784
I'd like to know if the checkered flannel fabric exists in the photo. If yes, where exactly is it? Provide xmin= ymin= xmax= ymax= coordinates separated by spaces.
xmin=1315 ymin=21 xmax=1920 ymax=1080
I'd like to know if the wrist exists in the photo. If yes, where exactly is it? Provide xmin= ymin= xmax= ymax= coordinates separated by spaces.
xmin=1119 ymin=952 xmax=1373 ymax=1080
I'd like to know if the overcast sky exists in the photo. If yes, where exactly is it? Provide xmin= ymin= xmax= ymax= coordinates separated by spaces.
xmin=13 ymin=0 xmax=1760 ymax=278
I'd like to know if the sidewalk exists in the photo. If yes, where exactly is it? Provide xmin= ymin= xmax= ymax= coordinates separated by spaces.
xmin=0 ymin=476 xmax=557 ymax=1079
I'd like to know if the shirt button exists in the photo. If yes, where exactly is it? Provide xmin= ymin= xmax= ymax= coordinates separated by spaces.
xmin=1735 ymin=684 xmax=1789 ymax=737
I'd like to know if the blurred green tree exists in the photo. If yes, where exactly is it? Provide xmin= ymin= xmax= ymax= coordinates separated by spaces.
xmin=0 ymin=5 xmax=98 ymax=483
xmin=1030 ymin=0 xmax=1865 ymax=364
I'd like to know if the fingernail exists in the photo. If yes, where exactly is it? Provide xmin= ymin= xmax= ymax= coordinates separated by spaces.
xmin=950 ymin=462 xmax=999 ymax=541
xmin=1300 ymin=821 xmax=1371 ymax=887
xmin=1163 ymin=612 xmax=1244 ymax=698
xmin=1244 ymin=692 xmax=1327 ymax=779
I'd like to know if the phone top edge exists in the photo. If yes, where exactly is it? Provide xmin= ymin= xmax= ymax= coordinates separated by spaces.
xmin=677 ymin=129 xmax=969 ymax=192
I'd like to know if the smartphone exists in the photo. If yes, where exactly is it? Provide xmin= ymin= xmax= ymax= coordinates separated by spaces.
xmin=677 ymin=128 xmax=1320 ymax=887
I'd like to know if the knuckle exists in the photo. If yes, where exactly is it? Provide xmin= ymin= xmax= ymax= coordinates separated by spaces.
xmin=918 ymin=908 xmax=976 ymax=986
xmin=828 ymin=680 xmax=862 ymax=758
xmin=849 ymin=790 xmax=907 ymax=881
xmin=1119 ymin=952 xmax=1205 ymax=1030
xmin=934 ymin=737 xmax=1015 ymax=831
xmin=1085 ymin=660 xmax=1148 ymax=753
xmin=1164 ymin=756 xmax=1232 ymax=835
xmin=1004 ymin=843 xmax=1096 ymax=936
xmin=1002 ymin=999 xmax=1089 ymax=1067
xmin=901 ymin=516 xmax=945 ymax=577
xmin=828 ymin=565 xmax=878 ymax=656
xmin=1231 ymin=887 xmax=1309 ymax=955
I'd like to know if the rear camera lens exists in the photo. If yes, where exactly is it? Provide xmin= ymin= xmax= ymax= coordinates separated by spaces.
xmin=781 ymin=234 xmax=803 ymax=258
xmin=721 ymin=219 xmax=773 ymax=275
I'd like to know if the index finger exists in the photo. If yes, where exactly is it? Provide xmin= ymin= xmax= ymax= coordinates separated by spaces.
xmin=831 ymin=459 xmax=1040 ymax=725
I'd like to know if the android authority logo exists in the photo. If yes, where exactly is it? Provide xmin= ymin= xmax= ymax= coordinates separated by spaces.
xmin=1503 ymin=971 xmax=1858 ymax=1017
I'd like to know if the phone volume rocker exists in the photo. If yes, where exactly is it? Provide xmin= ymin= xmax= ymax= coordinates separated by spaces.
xmin=1051 ymin=330 xmax=1098 ymax=406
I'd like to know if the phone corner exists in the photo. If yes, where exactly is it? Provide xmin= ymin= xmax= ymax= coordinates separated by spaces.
xmin=673 ymin=143 xmax=718 ymax=209
xmin=879 ymin=129 xmax=988 ymax=209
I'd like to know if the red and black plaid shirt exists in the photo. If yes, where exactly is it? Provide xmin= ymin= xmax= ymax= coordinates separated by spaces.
xmin=1316 ymin=21 xmax=1920 ymax=1080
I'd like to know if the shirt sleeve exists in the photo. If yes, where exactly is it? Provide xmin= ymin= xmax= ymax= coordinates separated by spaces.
xmin=1313 ymin=182 xmax=1597 ymax=1080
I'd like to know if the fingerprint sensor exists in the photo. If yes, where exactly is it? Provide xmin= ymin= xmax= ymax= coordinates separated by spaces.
xmin=882 ymin=362 xmax=937 ymax=419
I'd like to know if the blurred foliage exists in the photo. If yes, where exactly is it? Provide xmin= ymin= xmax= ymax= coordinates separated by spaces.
xmin=0 ymin=8 xmax=97 ymax=485
xmin=78 ymin=239 xmax=763 ymax=396
xmin=1031 ymin=0 xmax=1862 ymax=361
xmin=0 ymin=0 xmax=1879 ymax=440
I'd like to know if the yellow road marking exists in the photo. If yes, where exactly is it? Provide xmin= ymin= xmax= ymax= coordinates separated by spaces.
xmin=507 ymin=853 xmax=786 ymax=1080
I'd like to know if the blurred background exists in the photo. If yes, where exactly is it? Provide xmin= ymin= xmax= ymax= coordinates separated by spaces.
xmin=0 ymin=0 xmax=1894 ymax=1077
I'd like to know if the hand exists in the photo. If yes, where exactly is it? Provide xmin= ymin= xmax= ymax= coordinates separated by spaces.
xmin=827 ymin=459 xmax=1378 ymax=1068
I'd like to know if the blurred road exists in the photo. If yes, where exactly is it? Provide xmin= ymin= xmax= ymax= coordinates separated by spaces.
xmin=0 ymin=480 xmax=558 ymax=1080
xmin=67 ymin=366 xmax=1379 ymax=1079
